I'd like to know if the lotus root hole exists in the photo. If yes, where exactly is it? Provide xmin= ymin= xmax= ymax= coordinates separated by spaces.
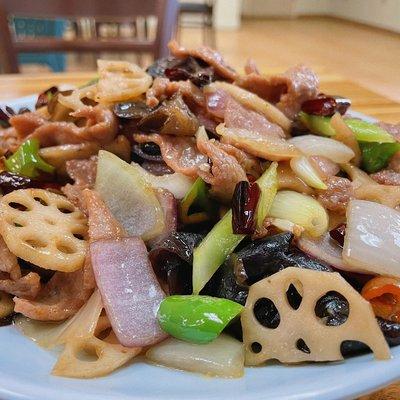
xmin=57 ymin=204 xmax=74 ymax=214
xmin=33 ymin=197 xmax=49 ymax=206
xmin=251 ymin=342 xmax=262 ymax=354
xmin=315 ymin=291 xmax=349 ymax=326
xmin=253 ymin=298 xmax=280 ymax=329
xmin=56 ymin=241 xmax=77 ymax=255
xmin=74 ymin=343 xmax=100 ymax=362
xmin=340 ymin=340 xmax=371 ymax=358
xmin=8 ymin=202 xmax=29 ymax=211
xmin=6 ymin=217 xmax=25 ymax=227
xmin=286 ymin=281 xmax=303 ymax=310
xmin=73 ymin=233 xmax=85 ymax=241
xmin=24 ymin=239 xmax=47 ymax=249
xmin=296 ymin=338 xmax=311 ymax=354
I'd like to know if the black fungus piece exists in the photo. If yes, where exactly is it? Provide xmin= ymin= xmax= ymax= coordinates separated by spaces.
xmin=18 ymin=259 xmax=55 ymax=284
xmin=146 ymin=56 xmax=177 ymax=78
xmin=0 ymin=172 xmax=33 ymax=194
xmin=278 ymin=249 xmax=332 ymax=274
xmin=0 ymin=313 xmax=15 ymax=327
xmin=0 ymin=106 xmax=16 ymax=128
xmin=315 ymin=291 xmax=349 ymax=326
xmin=149 ymin=232 xmax=203 ymax=295
xmin=229 ymin=233 xmax=332 ymax=285
xmin=377 ymin=318 xmax=400 ymax=347
xmin=35 ymin=86 xmax=58 ymax=109
xmin=204 ymin=263 xmax=249 ymax=306
xmin=229 ymin=232 xmax=293 ymax=284
xmin=146 ymin=56 xmax=216 ymax=87
xmin=114 ymin=101 xmax=153 ymax=120
xmin=132 ymin=143 xmax=163 ymax=162
xmin=138 ymin=93 xmax=199 ymax=135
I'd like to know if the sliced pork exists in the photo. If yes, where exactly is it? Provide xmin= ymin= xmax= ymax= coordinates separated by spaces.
xmin=168 ymin=40 xmax=237 ymax=82
xmin=26 ymin=105 xmax=118 ymax=147
xmin=235 ymin=65 xmax=319 ymax=118
xmin=317 ymin=176 xmax=354 ymax=214
xmin=133 ymin=133 xmax=207 ymax=178
xmin=62 ymin=157 xmax=98 ymax=213
xmin=196 ymin=128 xmax=247 ymax=202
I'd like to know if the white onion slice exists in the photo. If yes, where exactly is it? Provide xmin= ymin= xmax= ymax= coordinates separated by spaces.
xmin=146 ymin=334 xmax=244 ymax=378
xmin=297 ymin=233 xmax=348 ymax=270
xmin=269 ymin=190 xmax=329 ymax=237
xmin=289 ymin=135 xmax=355 ymax=163
xmin=343 ymin=200 xmax=400 ymax=276
xmin=290 ymin=156 xmax=327 ymax=190
xmin=130 ymin=162 xmax=194 ymax=199
xmin=96 ymin=150 xmax=165 ymax=241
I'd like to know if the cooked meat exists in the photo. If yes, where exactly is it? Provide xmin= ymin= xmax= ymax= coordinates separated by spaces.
xmin=133 ymin=133 xmax=207 ymax=178
xmin=309 ymin=155 xmax=340 ymax=180
xmin=235 ymin=65 xmax=319 ymax=118
xmin=244 ymin=58 xmax=260 ymax=75
xmin=0 ymin=127 xmax=21 ymax=155
xmin=14 ymin=257 xmax=94 ymax=321
xmin=213 ymin=141 xmax=262 ymax=178
xmin=224 ymin=97 xmax=285 ymax=138
xmin=317 ymin=176 xmax=354 ymax=214
xmin=9 ymin=112 xmax=47 ymax=137
xmin=168 ymin=40 xmax=237 ymax=82
xmin=196 ymin=128 xmax=247 ymax=202
xmin=0 ymin=272 xmax=41 ymax=299
xmin=83 ymin=189 xmax=126 ymax=242
xmin=389 ymin=152 xmax=400 ymax=172
xmin=61 ymin=157 xmax=97 ymax=213
xmin=146 ymin=77 xmax=205 ymax=110
xmin=0 ymin=236 xmax=20 ymax=280
xmin=378 ymin=122 xmax=400 ymax=142
xmin=371 ymin=170 xmax=400 ymax=186
xmin=27 ymin=105 xmax=118 ymax=147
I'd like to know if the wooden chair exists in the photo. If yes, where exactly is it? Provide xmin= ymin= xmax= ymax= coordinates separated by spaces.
xmin=179 ymin=1 xmax=215 ymax=47
xmin=0 ymin=0 xmax=179 ymax=73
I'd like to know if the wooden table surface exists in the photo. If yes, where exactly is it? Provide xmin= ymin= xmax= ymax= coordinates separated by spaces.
xmin=0 ymin=71 xmax=399 ymax=399
xmin=0 ymin=71 xmax=399 ymax=124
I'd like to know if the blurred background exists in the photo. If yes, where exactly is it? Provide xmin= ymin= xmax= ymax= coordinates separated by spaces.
xmin=0 ymin=0 xmax=399 ymax=101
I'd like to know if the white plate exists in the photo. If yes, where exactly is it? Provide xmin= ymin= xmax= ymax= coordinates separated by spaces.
xmin=0 ymin=96 xmax=396 ymax=400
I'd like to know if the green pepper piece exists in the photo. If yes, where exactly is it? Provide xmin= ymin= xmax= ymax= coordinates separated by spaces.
xmin=359 ymin=142 xmax=400 ymax=173
xmin=298 ymin=112 xmax=336 ymax=137
xmin=5 ymin=139 xmax=55 ymax=178
xmin=345 ymin=119 xmax=395 ymax=143
xmin=180 ymin=177 xmax=212 ymax=224
xmin=299 ymin=112 xmax=395 ymax=143
xmin=157 ymin=295 xmax=243 ymax=344
xmin=192 ymin=162 xmax=278 ymax=294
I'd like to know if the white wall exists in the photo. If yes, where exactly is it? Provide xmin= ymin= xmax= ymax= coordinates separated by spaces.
xmin=331 ymin=0 xmax=400 ymax=33
xmin=241 ymin=0 xmax=400 ymax=33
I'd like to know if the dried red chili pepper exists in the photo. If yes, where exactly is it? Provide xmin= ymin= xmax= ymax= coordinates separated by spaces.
xmin=232 ymin=181 xmax=261 ymax=234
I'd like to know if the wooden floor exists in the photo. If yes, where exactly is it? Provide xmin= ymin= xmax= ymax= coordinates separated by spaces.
xmin=181 ymin=17 xmax=400 ymax=103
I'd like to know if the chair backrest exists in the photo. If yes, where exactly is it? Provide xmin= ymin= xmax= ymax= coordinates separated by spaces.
xmin=0 ymin=0 xmax=179 ymax=73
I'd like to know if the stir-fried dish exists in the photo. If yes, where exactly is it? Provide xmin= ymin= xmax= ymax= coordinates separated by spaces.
xmin=0 ymin=41 xmax=399 ymax=379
